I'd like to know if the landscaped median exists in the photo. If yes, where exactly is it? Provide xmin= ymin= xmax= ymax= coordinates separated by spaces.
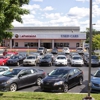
xmin=0 ymin=92 xmax=99 ymax=100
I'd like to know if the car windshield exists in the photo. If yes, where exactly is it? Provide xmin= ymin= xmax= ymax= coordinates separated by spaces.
xmin=38 ymin=48 xmax=43 ymax=50
xmin=10 ymin=56 xmax=19 ymax=59
xmin=49 ymin=69 xmax=68 ymax=77
xmin=57 ymin=57 xmax=66 ymax=59
xmin=3 ymin=69 xmax=21 ymax=77
xmin=94 ymin=70 xmax=100 ymax=77
xmin=27 ymin=56 xmax=35 ymax=59
xmin=63 ymin=48 xmax=68 ymax=50
xmin=91 ymin=56 xmax=98 ymax=59
xmin=77 ymin=48 xmax=83 ymax=50
xmin=0 ymin=68 xmax=7 ymax=72
xmin=73 ymin=57 xmax=82 ymax=60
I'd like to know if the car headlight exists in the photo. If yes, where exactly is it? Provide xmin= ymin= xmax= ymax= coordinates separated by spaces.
xmin=54 ymin=81 xmax=63 ymax=86
xmin=1 ymin=81 xmax=10 ymax=85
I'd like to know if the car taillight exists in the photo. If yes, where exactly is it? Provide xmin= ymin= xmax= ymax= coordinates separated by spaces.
xmin=43 ymin=72 xmax=46 ymax=75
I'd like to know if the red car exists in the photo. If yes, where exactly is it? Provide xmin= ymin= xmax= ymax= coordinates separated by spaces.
xmin=0 ymin=56 xmax=9 ymax=66
xmin=5 ymin=51 xmax=18 ymax=58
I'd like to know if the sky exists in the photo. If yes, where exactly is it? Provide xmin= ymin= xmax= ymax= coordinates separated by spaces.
xmin=12 ymin=0 xmax=100 ymax=32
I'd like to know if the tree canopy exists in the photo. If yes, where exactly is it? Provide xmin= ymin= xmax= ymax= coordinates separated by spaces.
xmin=92 ymin=34 xmax=100 ymax=50
xmin=0 ymin=0 xmax=30 ymax=42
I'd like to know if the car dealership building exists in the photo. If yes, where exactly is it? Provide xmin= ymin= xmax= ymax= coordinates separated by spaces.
xmin=4 ymin=26 xmax=86 ymax=49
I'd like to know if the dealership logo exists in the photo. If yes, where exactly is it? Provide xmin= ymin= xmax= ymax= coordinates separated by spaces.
xmin=21 ymin=35 xmax=36 ymax=37
xmin=15 ymin=34 xmax=19 ymax=38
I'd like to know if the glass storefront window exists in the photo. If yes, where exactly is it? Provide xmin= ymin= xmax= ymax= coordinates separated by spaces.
xmin=24 ymin=42 xmax=38 ymax=47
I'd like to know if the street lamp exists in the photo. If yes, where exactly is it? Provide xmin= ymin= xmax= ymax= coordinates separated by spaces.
xmin=88 ymin=0 xmax=93 ymax=98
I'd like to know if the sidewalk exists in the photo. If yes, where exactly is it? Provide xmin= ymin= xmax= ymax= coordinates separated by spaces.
xmin=0 ymin=47 xmax=77 ymax=52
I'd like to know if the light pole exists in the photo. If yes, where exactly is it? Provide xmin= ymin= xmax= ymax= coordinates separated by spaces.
xmin=88 ymin=0 xmax=92 ymax=98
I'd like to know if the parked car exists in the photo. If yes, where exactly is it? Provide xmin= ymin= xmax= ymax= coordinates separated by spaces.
xmin=5 ymin=51 xmax=18 ymax=58
xmin=54 ymin=55 xmax=68 ymax=66
xmin=76 ymin=47 xmax=84 ymax=54
xmin=40 ymin=67 xmax=83 ymax=92
xmin=0 ymin=67 xmax=46 ymax=91
xmin=37 ymin=47 xmax=47 ymax=55
xmin=32 ymin=52 xmax=43 ymax=63
xmin=45 ymin=53 xmax=55 ymax=62
xmin=91 ymin=68 xmax=100 ymax=92
xmin=39 ymin=56 xmax=53 ymax=66
xmin=0 ymin=56 xmax=9 ymax=66
xmin=70 ymin=55 xmax=84 ymax=66
xmin=0 ymin=66 xmax=10 ymax=75
xmin=85 ymin=55 xmax=100 ymax=67
xmin=51 ymin=48 xmax=58 ymax=54
xmin=62 ymin=47 xmax=70 ymax=54
xmin=23 ymin=55 xmax=38 ymax=66
xmin=6 ymin=55 xmax=25 ymax=66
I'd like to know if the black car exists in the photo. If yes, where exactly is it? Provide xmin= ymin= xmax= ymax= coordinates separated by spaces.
xmin=51 ymin=48 xmax=58 ymax=54
xmin=39 ymin=56 xmax=53 ymax=66
xmin=40 ymin=67 xmax=83 ymax=92
xmin=6 ymin=55 xmax=25 ymax=66
xmin=0 ymin=67 xmax=45 ymax=92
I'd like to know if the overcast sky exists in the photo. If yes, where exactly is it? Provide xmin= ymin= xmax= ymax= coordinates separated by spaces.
xmin=12 ymin=0 xmax=100 ymax=32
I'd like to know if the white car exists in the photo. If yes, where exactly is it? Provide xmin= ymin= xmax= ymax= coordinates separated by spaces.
xmin=0 ymin=66 xmax=10 ymax=75
xmin=23 ymin=55 xmax=38 ymax=66
xmin=70 ymin=55 xmax=84 ymax=66
xmin=76 ymin=47 xmax=84 ymax=54
xmin=54 ymin=55 xmax=68 ymax=66
xmin=62 ymin=47 xmax=70 ymax=54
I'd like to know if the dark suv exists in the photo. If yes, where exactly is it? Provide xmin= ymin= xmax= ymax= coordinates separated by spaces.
xmin=37 ymin=47 xmax=47 ymax=55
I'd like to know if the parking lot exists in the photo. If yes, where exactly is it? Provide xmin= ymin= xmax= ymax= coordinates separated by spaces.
xmin=0 ymin=49 xmax=100 ymax=93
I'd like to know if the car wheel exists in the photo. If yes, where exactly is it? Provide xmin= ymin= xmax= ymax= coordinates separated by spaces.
xmin=79 ymin=77 xmax=83 ymax=85
xmin=36 ymin=78 xmax=42 ymax=86
xmin=63 ymin=84 xmax=68 ymax=92
xmin=9 ymin=83 xmax=17 ymax=92
xmin=17 ymin=62 xmax=19 ymax=66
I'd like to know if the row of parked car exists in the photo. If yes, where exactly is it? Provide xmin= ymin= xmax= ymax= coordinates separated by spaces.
xmin=0 ymin=46 xmax=100 ymax=67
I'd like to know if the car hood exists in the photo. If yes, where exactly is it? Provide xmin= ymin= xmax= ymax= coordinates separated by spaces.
xmin=24 ymin=59 xmax=36 ymax=61
xmin=0 ymin=76 xmax=11 ymax=82
xmin=8 ymin=59 xmax=19 ymax=61
xmin=43 ymin=76 xmax=64 ymax=82
xmin=91 ymin=76 xmax=100 ymax=84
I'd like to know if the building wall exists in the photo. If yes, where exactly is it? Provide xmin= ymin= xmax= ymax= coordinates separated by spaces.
xmin=5 ymin=26 xmax=86 ymax=49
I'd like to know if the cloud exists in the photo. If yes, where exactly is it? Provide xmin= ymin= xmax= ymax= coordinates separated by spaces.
xmin=32 ymin=0 xmax=43 ymax=2
xmin=68 ymin=7 xmax=89 ymax=19
xmin=76 ymin=0 xmax=89 ymax=2
xmin=22 ymin=4 xmax=40 ymax=10
xmin=43 ymin=6 xmax=54 ymax=11
xmin=93 ymin=0 xmax=100 ymax=5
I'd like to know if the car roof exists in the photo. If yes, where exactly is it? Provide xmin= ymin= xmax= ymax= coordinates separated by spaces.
xmin=57 ymin=55 xmax=66 ymax=57
xmin=12 ymin=67 xmax=37 ymax=70
xmin=0 ymin=66 xmax=9 ymax=68
xmin=55 ymin=67 xmax=77 ymax=70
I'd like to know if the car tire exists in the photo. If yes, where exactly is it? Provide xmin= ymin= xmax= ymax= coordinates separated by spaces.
xmin=17 ymin=62 xmax=19 ymax=66
xmin=9 ymin=83 xmax=17 ymax=92
xmin=36 ymin=78 xmax=42 ymax=86
xmin=79 ymin=77 xmax=83 ymax=85
xmin=62 ymin=84 xmax=68 ymax=93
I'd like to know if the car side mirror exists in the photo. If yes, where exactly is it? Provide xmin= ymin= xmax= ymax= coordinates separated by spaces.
xmin=18 ymin=74 xmax=22 ymax=78
xmin=91 ymin=74 xmax=94 ymax=76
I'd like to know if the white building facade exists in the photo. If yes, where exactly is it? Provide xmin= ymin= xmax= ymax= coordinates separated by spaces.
xmin=4 ymin=26 xmax=86 ymax=49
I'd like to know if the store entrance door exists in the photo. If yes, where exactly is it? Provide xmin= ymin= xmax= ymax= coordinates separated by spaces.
xmin=43 ymin=43 xmax=52 ymax=49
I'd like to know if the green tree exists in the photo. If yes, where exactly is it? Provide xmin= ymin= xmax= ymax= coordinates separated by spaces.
xmin=92 ymin=34 xmax=100 ymax=50
xmin=0 ymin=0 xmax=30 ymax=42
